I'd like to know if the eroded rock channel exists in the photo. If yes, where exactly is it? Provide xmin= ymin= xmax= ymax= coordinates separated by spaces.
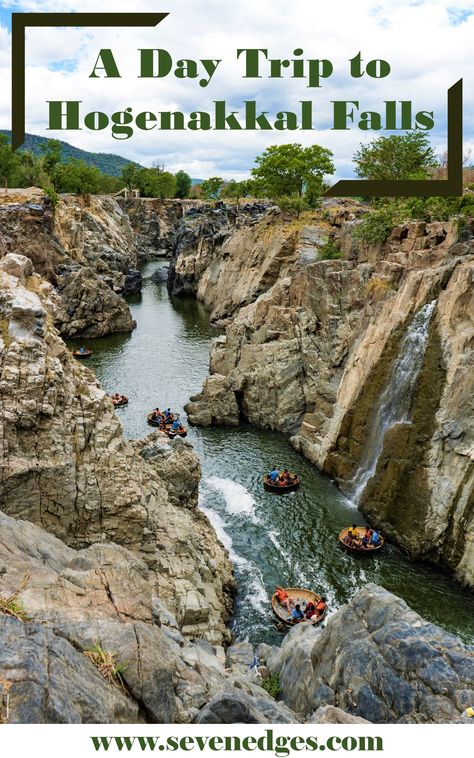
xmin=0 ymin=190 xmax=472 ymax=724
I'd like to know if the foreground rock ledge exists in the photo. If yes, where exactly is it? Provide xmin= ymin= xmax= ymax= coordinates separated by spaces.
xmin=1 ymin=520 xmax=472 ymax=726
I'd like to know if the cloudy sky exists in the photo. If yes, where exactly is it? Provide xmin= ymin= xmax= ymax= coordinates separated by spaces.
xmin=0 ymin=0 xmax=472 ymax=180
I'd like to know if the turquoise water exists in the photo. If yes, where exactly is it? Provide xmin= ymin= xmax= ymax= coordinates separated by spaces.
xmin=69 ymin=261 xmax=474 ymax=645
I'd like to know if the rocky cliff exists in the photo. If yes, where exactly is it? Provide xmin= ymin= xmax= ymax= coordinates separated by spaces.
xmin=2 ymin=515 xmax=471 ymax=726
xmin=0 ymin=253 xmax=234 ymax=646
xmin=168 ymin=201 xmax=296 ymax=323
xmin=184 ymin=204 xmax=474 ymax=587
xmin=0 ymin=191 xmax=137 ymax=338
xmin=265 ymin=584 xmax=474 ymax=724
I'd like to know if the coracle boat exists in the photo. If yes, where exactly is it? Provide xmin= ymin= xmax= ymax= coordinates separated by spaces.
xmin=272 ymin=587 xmax=327 ymax=626
xmin=72 ymin=349 xmax=92 ymax=359
xmin=111 ymin=396 xmax=128 ymax=407
xmin=263 ymin=474 xmax=300 ymax=493
xmin=147 ymin=413 xmax=162 ymax=427
xmin=165 ymin=425 xmax=188 ymax=439
xmin=147 ymin=413 xmax=188 ymax=438
xmin=338 ymin=526 xmax=385 ymax=554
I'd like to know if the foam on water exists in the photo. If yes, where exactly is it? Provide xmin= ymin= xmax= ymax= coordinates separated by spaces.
xmin=205 ymin=476 xmax=260 ymax=524
xmin=199 ymin=501 xmax=268 ymax=615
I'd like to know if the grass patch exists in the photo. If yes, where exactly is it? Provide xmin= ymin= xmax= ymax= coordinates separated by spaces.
xmin=318 ymin=239 xmax=342 ymax=260
xmin=0 ymin=573 xmax=30 ymax=622
xmin=364 ymin=276 xmax=393 ymax=302
xmin=84 ymin=640 xmax=127 ymax=690
xmin=261 ymin=671 xmax=281 ymax=699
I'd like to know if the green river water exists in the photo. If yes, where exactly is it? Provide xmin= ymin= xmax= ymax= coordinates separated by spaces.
xmin=69 ymin=261 xmax=474 ymax=645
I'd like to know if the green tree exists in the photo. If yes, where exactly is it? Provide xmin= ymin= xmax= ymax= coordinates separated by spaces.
xmin=276 ymin=195 xmax=308 ymax=219
xmin=0 ymin=134 xmax=20 ymax=190
xmin=200 ymin=176 xmax=224 ymax=200
xmin=97 ymin=174 xmax=122 ymax=194
xmin=221 ymin=179 xmax=253 ymax=200
xmin=251 ymin=143 xmax=334 ymax=204
xmin=40 ymin=139 xmax=62 ymax=187
xmin=136 ymin=168 xmax=176 ymax=198
xmin=175 ymin=170 xmax=192 ymax=199
xmin=353 ymin=132 xmax=437 ymax=181
xmin=54 ymin=159 xmax=102 ymax=194
xmin=15 ymin=150 xmax=43 ymax=187
xmin=121 ymin=163 xmax=139 ymax=191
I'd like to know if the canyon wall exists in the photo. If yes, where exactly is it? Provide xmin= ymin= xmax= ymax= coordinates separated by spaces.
xmin=0 ymin=253 xmax=234 ymax=646
xmin=0 ymin=191 xmax=138 ymax=338
xmin=185 ymin=204 xmax=474 ymax=587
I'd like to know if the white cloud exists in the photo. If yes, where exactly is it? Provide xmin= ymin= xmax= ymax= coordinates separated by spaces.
xmin=0 ymin=0 xmax=472 ymax=178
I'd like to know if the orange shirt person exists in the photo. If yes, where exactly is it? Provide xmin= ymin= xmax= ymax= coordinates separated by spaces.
xmin=315 ymin=596 xmax=327 ymax=617
xmin=275 ymin=586 xmax=293 ymax=609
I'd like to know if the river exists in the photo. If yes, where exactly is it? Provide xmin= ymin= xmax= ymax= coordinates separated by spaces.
xmin=69 ymin=261 xmax=474 ymax=645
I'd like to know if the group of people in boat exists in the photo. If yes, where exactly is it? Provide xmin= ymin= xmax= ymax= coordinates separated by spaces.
xmin=110 ymin=393 xmax=128 ymax=407
xmin=275 ymin=587 xmax=327 ymax=623
xmin=267 ymin=467 xmax=298 ymax=487
xmin=343 ymin=524 xmax=382 ymax=550
xmin=150 ymin=407 xmax=186 ymax=433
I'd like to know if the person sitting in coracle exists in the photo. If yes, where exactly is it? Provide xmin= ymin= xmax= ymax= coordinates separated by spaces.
xmin=361 ymin=526 xmax=372 ymax=548
xmin=171 ymin=416 xmax=182 ymax=431
xmin=268 ymin=467 xmax=279 ymax=483
xmin=290 ymin=604 xmax=305 ymax=622
xmin=152 ymin=407 xmax=162 ymax=421
xmin=315 ymin=596 xmax=327 ymax=618
xmin=275 ymin=586 xmax=293 ymax=610
xmin=79 ymin=346 xmax=86 ymax=354
xmin=371 ymin=530 xmax=381 ymax=546
xmin=344 ymin=524 xmax=360 ymax=546
xmin=305 ymin=600 xmax=316 ymax=620
xmin=164 ymin=408 xmax=173 ymax=423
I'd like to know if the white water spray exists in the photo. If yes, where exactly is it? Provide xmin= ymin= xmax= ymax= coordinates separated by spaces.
xmin=352 ymin=300 xmax=436 ymax=504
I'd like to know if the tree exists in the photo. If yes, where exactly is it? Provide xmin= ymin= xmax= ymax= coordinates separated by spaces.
xmin=40 ymin=139 xmax=62 ymax=187
xmin=16 ymin=150 xmax=43 ymax=187
xmin=121 ymin=163 xmax=139 ymax=191
xmin=54 ymin=159 xmax=102 ymax=194
xmin=353 ymin=132 xmax=437 ymax=181
xmin=250 ymin=143 xmax=334 ymax=205
xmin=136 ymin=168 xmax=176 ymax=198
xmin=0 ymin=134 xmax=20 ymax=191
xmin=200 ymin=177 xmax=224 ymax=200
xmin=221 ymin=179 xmax=253 ymax=200
xmin=175 ymin=170 xmax=192 ymax=199
xmin=276 ymin=195 xmax=308 ymax=219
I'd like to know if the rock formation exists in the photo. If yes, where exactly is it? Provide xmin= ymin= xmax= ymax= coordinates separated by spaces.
xmin=3 ymin=518 xmax=470 ymax=726
xmin=266 ymin=584 xmax=474 ymax=724
xmin=168 ymin=202 xmax=294 ymax=323
xmin=0 ymin=253 xmax=234 ymax=646
xmin=0 ymin=192 xmax=138 ymax=338
xmin=187 ymin=204 xmax=474 ymax=587
xmin=120 ymin=198 xmax=199 ymax=260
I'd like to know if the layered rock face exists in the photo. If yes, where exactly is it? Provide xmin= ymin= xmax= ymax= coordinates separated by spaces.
xmin=0 ymin=192 xmax=137 ymax=338
xmin=120 ymin=198 xmax=200 ymax=260
xmin=168 ymin=202 xmax=299 ymax=323
xmin=186 ymin=207 xmax=474 ymax=586
xmin=0 ymin=254 xmax=233 ymax=646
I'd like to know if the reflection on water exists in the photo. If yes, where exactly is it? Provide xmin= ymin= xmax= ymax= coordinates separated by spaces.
xmin=70 ymin=261 xmax=474 ymax=645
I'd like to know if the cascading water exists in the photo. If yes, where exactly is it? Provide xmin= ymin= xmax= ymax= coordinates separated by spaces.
xmin=351 ymin=300 xmax=437 ymax=505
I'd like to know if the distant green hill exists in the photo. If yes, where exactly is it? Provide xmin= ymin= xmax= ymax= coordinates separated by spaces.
xmin=0 ymin=130 xmax=144 ymax=178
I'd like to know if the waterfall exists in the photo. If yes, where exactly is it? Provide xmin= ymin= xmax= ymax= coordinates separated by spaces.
xmin=351 ymin=300 xmax=436 ymax=505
